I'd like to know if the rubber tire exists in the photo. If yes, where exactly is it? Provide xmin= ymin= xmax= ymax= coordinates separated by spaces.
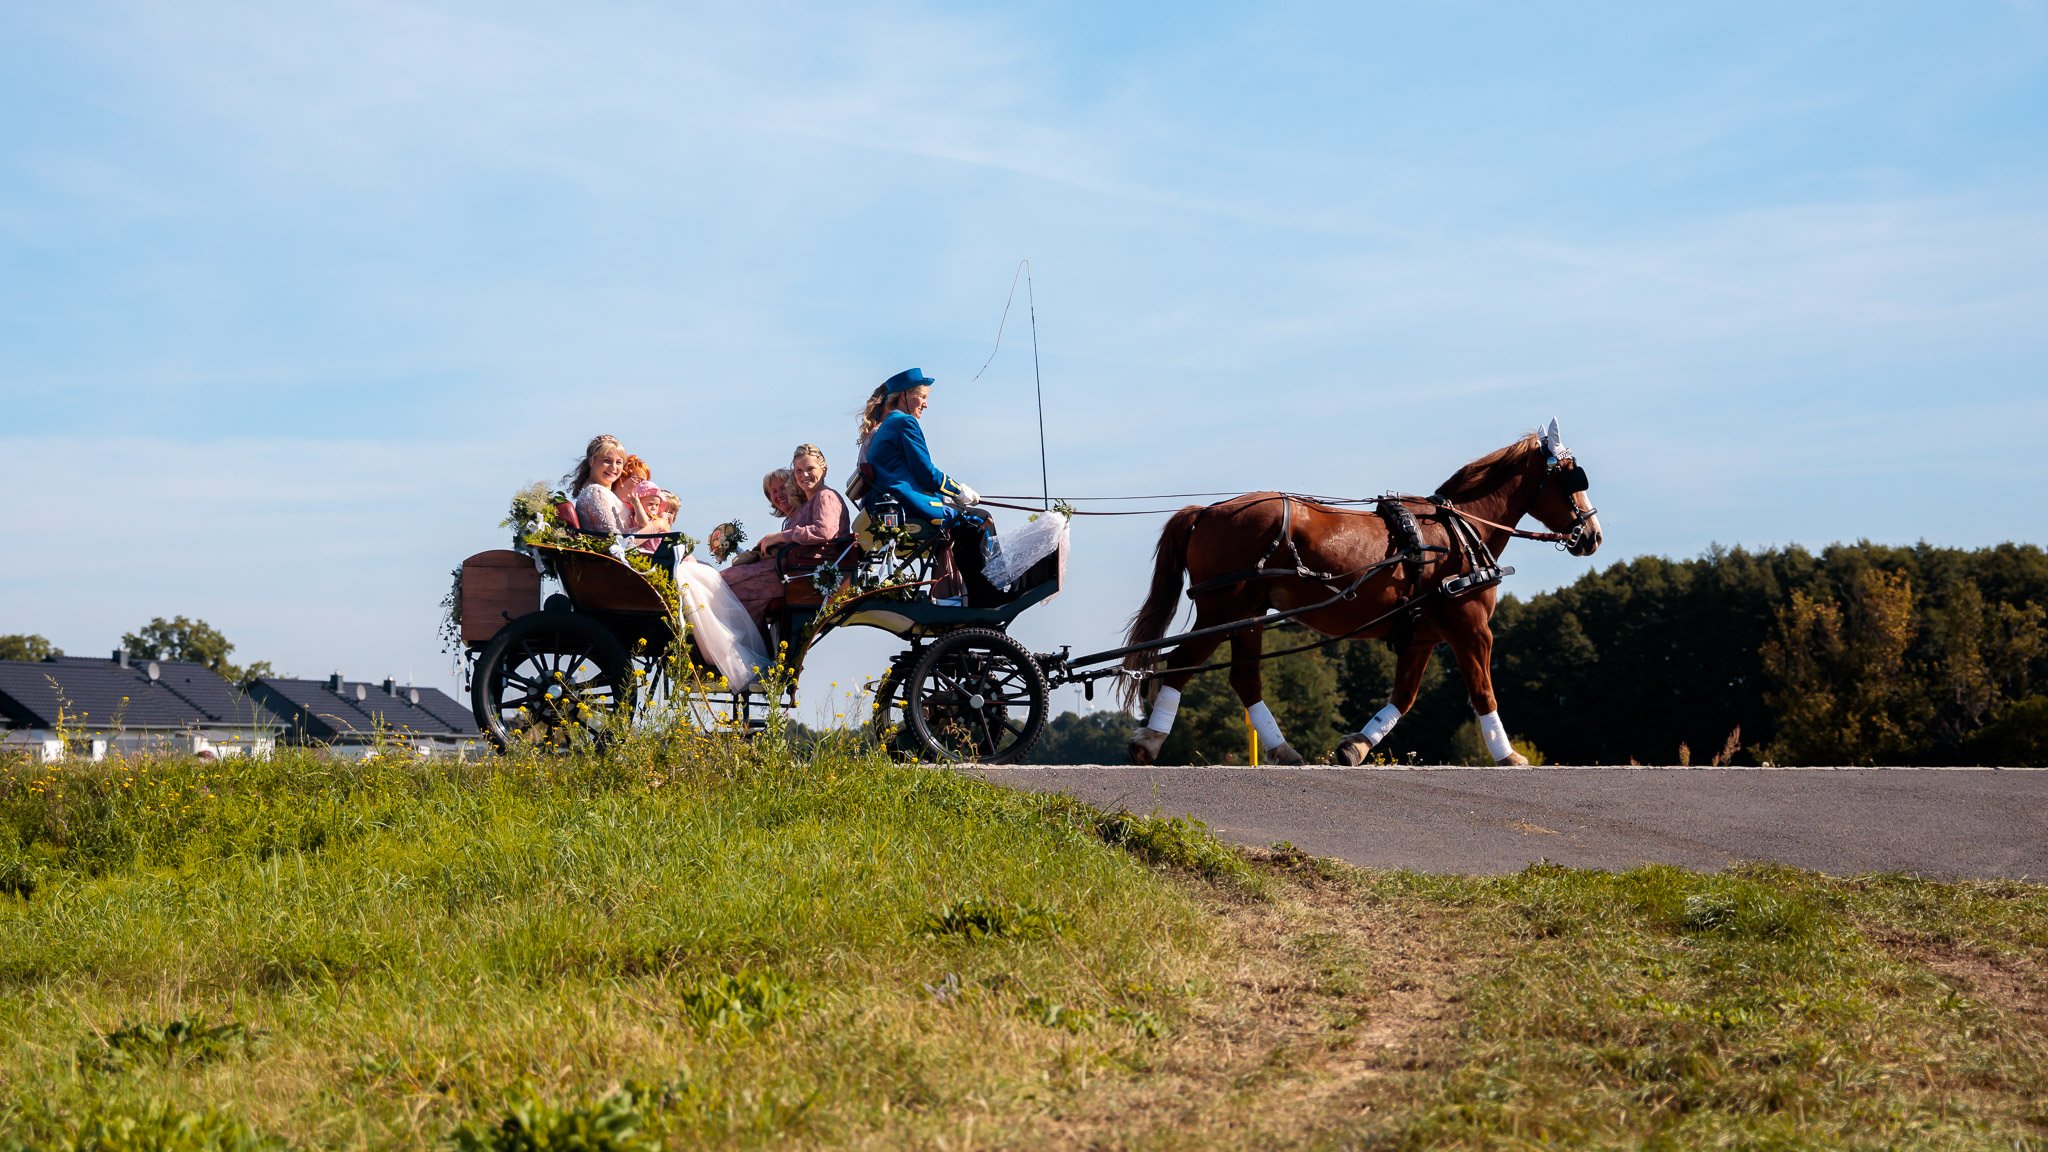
xmin=867 ymin=662 xmax=909 ymax=758
xmin=902 ymin=628 xmax=1049 ymax=765
xmin=472 ymin=611 xmax=635 ymax=753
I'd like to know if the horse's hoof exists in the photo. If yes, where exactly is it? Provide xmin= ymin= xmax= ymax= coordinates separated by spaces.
xmin=1266 ymin=743 xmax=1305 ymax=767
xmin=1334 ymin=734 xmax=1372 ymax=767
xmin=1128 ymin=728 xmax=1166 ymax=765
xmin=1497 ymin=750 xmax=1531 ymax=767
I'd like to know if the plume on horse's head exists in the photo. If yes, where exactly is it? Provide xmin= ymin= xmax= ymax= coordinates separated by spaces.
xmin=1433 ymin=432 xmax=1545 ymax=501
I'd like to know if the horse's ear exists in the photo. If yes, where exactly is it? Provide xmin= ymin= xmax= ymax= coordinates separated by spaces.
xmin=1541 ymin=418 xmax=1562 ymax=455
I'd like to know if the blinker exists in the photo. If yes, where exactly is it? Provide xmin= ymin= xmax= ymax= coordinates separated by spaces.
xmin=1558 ymin=464 xmax=1590 ymax=494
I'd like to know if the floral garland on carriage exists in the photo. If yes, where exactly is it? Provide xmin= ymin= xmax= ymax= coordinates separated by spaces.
xmin=441 ymin=482 xmax=705 ymax=651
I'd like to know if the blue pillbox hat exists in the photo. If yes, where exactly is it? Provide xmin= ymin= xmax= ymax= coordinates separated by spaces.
xmin=882 ymin=368 xmax=934 ymax=395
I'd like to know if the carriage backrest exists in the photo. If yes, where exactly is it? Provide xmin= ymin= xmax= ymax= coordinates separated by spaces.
xmin=459 ymin=550 xmax=542 ymax=642
xmin=537 ymin=545 xmax=669 ymax=615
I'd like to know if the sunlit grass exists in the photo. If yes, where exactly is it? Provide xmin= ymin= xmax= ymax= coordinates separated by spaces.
xmin=3 ymin=736 xmax=2045 ymax=1150
xmin=0 ymin=737 xmax=1225 ymax=1149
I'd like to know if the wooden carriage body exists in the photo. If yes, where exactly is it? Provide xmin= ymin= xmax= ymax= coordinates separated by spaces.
xmin=454 ymin=522 xmax=1064 ymax=761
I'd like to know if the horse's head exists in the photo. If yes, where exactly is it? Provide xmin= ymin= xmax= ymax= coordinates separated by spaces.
xmin=1526 ymin=419 xmax=1602 ymax=556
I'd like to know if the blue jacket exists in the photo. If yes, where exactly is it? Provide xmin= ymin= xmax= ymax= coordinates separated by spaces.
xmin=863 ymin=410 xmax=967 ymax=525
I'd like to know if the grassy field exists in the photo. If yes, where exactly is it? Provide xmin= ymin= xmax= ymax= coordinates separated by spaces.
xmin=2 ymin=727 xmax=2045 ymax=1150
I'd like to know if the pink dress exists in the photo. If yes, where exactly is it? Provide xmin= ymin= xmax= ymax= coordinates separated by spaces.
xmin=725 ymin=488 xmax=853 ymax=627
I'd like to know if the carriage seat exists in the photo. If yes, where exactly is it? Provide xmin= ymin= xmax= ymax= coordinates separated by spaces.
xmin=851 ymin=509 xmax=945 ymax=552
xmin=769 ymin=534 xmax=863 ymax=611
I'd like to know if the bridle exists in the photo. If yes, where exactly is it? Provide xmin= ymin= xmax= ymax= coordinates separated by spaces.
xmin=1427 ymin=451 xmax=1598 ymax=553
xmin=1541 ymin=451 xmax=1600 ymax=553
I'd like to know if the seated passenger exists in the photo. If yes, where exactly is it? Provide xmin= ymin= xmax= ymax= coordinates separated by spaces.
xmin=856 ymin=368 xmax=996 ymax=604
xmin=570 ymin=435 xmax=633 ymax=533
xmin=612 ymin=454 xmax=655 ymax=532
xmin=566 ymin=434 xmax=771 ymax=692
xmin=725 ymin=469 xmax=798 ymax=567
xmin=631 ymin=481 xmax=677 ymax=552
xmin=763 ymin=444 xmax=851 ymax=555
xmin=726 ymin=446 xmax=853 ymax=627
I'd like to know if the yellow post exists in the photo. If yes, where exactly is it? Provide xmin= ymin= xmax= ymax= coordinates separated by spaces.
xmin=1247 ymin=710 xmax=1259 ymax=766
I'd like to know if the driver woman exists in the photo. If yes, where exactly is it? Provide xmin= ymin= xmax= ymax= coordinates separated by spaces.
xmin=855 ymin=368 xmax=998 ymax=605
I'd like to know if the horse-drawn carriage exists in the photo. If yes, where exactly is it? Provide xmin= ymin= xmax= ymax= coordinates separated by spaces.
xmin=453 ymin=505 xmax=1069 ymax=764
xmin=452 ymin=422 xmax=1603 ymax=768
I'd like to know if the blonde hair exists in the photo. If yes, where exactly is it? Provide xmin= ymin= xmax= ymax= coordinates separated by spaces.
xmin=856 ymin=386 xmax=928 ymax=447
xmin=792 ymin=443 xmax=827 ymax=482
xmin=569 ymin=434 xmax=623 ymax=491
xmin=856 ymin=386 xmax=889 ymax=447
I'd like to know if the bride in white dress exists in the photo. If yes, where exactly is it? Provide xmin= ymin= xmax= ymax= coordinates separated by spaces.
xmin=570 ymin=436 xmax=774 ymax=693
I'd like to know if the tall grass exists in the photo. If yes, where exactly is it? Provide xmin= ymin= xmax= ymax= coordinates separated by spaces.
xmin=0 ymin=734 xmax=1230 ymax=1149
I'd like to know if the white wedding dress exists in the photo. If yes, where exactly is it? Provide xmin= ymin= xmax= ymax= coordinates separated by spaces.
xmin=576 ymin=484 xmax=774 ymax=693
xmin=671 ymin=555 xmax=774 ymax=693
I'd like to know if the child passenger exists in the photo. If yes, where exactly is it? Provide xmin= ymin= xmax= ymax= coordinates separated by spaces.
xmin=632 ymin=481 xmax=678 ymax=552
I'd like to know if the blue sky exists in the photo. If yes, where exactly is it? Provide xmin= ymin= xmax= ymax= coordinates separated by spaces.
xmin=3 ymin=1 xmax=2045 ymax=718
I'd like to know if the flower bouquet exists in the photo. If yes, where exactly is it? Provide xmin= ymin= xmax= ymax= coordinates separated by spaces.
xmin=707 ymin=520 xmax=748 ymax=563
xmin=504 ymin=482 xmax=588 ymax=553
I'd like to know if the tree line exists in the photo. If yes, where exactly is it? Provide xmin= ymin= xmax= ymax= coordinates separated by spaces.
xmin=1031 ymin=541 xmax=2048 ymax=767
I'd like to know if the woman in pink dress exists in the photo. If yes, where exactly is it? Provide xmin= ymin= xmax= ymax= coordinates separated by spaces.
xmin=725 ymin=444 xmax=853 ymax=628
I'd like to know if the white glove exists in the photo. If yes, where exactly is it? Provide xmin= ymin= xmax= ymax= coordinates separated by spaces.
xmin=952 ymin=484 xmax=982 ymax=508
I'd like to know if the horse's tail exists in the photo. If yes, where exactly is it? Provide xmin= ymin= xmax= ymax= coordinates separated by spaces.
xmin=1119 ymin=505 xmax=1202 ymax=710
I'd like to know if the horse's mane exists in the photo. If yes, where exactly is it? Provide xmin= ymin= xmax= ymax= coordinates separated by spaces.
xmin=1433 ymin=432 xmax=1543 ymax=501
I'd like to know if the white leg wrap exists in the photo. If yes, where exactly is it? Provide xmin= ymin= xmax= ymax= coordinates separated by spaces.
xmin=1478 ymin=711 xmax=1514 ymax=761
xmin=1144 ymin=685 xmax=1181 ymax=734
xmin=1358 ymin=703 xmax=1403 ymax=746
xmin=1246 ymin=701 xmax=1286 ymax=751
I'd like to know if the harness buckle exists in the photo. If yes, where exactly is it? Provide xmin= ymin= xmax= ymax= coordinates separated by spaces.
xmin=1441 ymin=564 xmax=1516 ymax=597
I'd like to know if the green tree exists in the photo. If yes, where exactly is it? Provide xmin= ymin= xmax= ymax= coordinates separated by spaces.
xmin=1922 ymin=583 xmax=2047 ymax=751
xmin=1967 ymin=695 xmax=2048 ymax=767
xmin=1761 ymin=569 xmax=1927 ymax=765
xmin=121 ymin=616 xmax=272 ymax=686
xmin=1031 ymin=709 xmax=1138 ymax=764
xmin=0 ymin=634 xmax=61 ymax=661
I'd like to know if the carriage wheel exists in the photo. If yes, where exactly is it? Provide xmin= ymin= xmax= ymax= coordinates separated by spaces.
xmin=472 ymin=612 xmax=636 ymax=752
xmin=867 ymin=656 xmax=920 ymax=759
xmin=902 ymin=628 xmax=1049 ymax=764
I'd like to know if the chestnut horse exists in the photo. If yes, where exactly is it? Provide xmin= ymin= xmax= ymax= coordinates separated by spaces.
xmin=1122 ymin=422 xmax=1603 ymax=766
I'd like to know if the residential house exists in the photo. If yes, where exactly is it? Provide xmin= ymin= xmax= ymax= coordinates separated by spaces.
xmin=248 ymin=674 xmax=483 ymax=759
xmin=0 ymin=651 xmax=284 ymax=762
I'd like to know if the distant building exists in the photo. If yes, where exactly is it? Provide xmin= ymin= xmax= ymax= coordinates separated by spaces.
xmin=0 ymin=652 xmax=284 ymax=762
xmin=248 ymin=674 xmax=483 ymax=759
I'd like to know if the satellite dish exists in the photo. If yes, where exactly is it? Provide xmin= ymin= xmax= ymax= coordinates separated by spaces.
xmin=146 ymin=661 xmax=161 ymax=682
xmin=408 ymin=688 xmax=420 ymax=705
xmin=355 ymin=684 xmax=367 ymax=702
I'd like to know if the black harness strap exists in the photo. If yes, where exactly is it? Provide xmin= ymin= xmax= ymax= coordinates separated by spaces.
xmin=1118 ymin=584 xmax=1442 ymax=682
xmin=1183 ymin=493 xmax=1396 ymax=599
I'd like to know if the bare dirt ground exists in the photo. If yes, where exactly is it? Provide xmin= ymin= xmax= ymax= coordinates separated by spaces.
xmin=1005 ymin=849 xmax=1484 ymax=1149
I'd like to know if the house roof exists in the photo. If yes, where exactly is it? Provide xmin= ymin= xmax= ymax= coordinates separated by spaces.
xmin=248 ymin=676 xmax=479 ymax=743
xmin=0 ymin=655 xmax=283 ymax=731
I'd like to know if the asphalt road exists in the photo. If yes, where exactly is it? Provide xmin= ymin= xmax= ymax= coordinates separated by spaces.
xmin=963 ymin=766 xmax=2048 ymax=880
